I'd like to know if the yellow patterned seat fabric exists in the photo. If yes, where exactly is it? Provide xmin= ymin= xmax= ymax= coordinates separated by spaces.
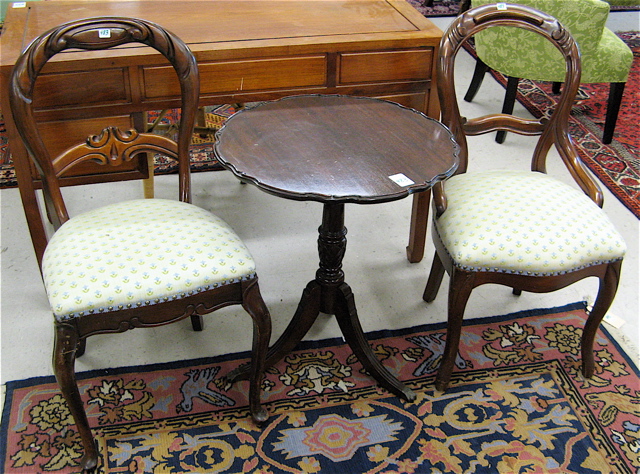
xmin=42 ymin=199 xmax=257 ymax=321
xmin=434 ymin=171 xmax=626 ymax=276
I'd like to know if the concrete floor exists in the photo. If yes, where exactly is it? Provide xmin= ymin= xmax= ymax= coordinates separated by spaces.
xmin=1 ymin=13 xmax=638 ymax=411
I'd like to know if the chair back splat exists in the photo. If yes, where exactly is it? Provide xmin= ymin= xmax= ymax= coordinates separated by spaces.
xmin=424 ymin=4 xmax=625 ymax=394
xmin=8 ymin=18 xmax=272 ymax=472
xmin=436 ymin=4 xmax=602 ymax=207
xmin=10 ymin=18 xmax=199 ymax=264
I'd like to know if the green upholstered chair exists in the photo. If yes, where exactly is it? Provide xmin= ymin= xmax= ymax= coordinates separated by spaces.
xmin=425 ymin=4 xmax=625 ymax=392
xmin=465 ymin=0 xmax=633 ymax=144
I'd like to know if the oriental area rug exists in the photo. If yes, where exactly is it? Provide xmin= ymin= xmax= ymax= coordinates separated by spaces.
xmin=1 ymin=302 xmax=638 ymax=473
xmin=466 ymin=31 xmax=640 ymax=218
xmin=405 ymin=0 xmax=464 ymax=17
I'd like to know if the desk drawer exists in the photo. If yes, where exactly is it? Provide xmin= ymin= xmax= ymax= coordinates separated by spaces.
xmin=143 ymin=56 xmax=327 ymax=98
xmin=339 ymin=49 xmax=433 ymax=84
xmin=33 ymin=69 xmax=129 ymax=109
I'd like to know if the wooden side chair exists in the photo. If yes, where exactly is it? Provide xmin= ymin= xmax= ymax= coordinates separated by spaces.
xmin=464 ymin=0 xmax=633 ymax=144
xmin=9 ymin=18 xmax=272 ymax=472
xmin=424 ymin=4 xmax=626 ymax=392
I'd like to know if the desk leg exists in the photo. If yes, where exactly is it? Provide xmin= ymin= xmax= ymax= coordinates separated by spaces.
xmin=143 ymin=154 xmax=155 ymax=198
xmin=406 ymin=189 xmax=431 ymax=263
xmin=136 ymin=111 xmax=155 ymax=198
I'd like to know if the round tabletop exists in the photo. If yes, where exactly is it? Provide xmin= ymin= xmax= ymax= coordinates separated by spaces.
xmin=214 ymin=95 xmax=459 ymax=204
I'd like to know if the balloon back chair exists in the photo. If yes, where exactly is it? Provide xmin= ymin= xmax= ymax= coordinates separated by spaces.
xmin=464 ymin=0 xmax=633 ymax=144
xmin=424 ymin=4 xmax=626 ymax=392
xmin=9 ymin=18 xmax=272 ymax=472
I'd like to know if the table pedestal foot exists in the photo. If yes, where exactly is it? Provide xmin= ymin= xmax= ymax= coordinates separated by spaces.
xmin=228 ymin=279 xmax=414 ymax=401
xmin=227 ymin=280 xmax=322 ymax=383
xmin=334 ymin=282 xmax=416 ymax=402
xmin=229 ymin=202 xmax=414 ymax=402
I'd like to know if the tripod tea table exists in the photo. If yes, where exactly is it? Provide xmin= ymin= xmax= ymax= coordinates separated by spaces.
xmin=214 ymin=95 xmax=459 ymax=401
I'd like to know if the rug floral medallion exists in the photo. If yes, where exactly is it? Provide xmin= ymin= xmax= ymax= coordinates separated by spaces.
xmin=1 ymin=302 xmax=638 ymax=473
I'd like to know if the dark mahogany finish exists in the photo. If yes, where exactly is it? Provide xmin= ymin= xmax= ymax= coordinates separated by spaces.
xmin=215 ymin=94 xmax=459 ymax=401
xmin=424 ymin=5 xmax=623 ymax=391
xmin=9 ymin=18 xmax=272 ymax=473
xmin=215 ymin=96 xmax=458 ymax=203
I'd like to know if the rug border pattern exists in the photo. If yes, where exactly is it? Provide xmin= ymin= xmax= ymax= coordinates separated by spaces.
xmin=2 ymin=301 xmax=639 ymax=473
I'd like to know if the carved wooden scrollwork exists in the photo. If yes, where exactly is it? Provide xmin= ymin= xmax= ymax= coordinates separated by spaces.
xmin=52 ymin=126 xmax=178 ymax=176
xmin=88 ymin=127 xmax=141 ymax=165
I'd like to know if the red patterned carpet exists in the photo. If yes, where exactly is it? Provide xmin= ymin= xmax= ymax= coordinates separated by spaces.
xmin=1 ymin=303 xmax=638 ymax=473
xmin=406 ymin=0 xmax=464 ymax=17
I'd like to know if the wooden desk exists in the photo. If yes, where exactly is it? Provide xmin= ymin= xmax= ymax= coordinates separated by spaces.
xmin=0 ymin=0 xmax=442 ymax=260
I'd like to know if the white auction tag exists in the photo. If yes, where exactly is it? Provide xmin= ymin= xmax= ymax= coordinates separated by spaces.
xmin=12 ymin=2 xmax=27 ymax=8
xmin=389 ymin=173 xmax=414 ymax=186
xmin=497 ymin=3 xmax=507 ymax=10
xmin=98 ymin=29 xmax=112 ymax=38
xmin=603 ymin=312 xmax=625 ymax=329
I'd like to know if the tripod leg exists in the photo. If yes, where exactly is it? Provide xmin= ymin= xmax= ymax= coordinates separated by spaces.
xmin=228 ymin=280 xmax=322 ymax=382
xmin=334 ymin=282 xmax=416 ymax=402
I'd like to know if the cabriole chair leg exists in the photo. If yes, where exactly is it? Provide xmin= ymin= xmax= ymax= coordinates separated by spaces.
xmin=53 ymin=323 xmax=99 ymax=473
xmin=241 ymin=280 xmax=272 ymax=423
xmin=435 ymin=270 xmax=476 ymax=392
xmin=423 ymin=251 xmax=446 ymax=302
xmin=76 ymin=338 xmax=87 ymax=357
xmin=581 ymin=261 xmax=622 ymax=377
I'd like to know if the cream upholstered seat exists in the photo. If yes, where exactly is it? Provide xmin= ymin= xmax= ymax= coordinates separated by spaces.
xmin=43 ymin=199 xmax=257 ymax=320
xmin=8 ymin=18 xmax=272 ymax=473
xmin=435 ymin=171 xmax=625 ymax=276
xmin=423 ymin=4 xmax=625 ymax=393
